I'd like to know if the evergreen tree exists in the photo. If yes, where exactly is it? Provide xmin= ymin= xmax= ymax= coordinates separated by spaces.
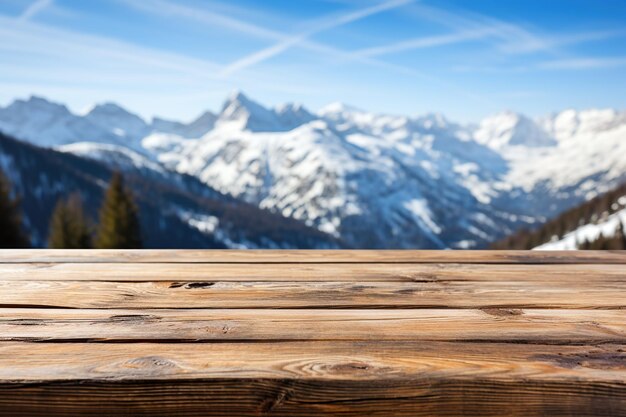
xmin=95 ymin=172 xmax=142 ymax=249
xmin=615 ymin=222 xmax=626 ymax=250
xmin=0 ymin=169 xmax=29 ymax=248
xmin=598 ymin=236 xmax=612 ymax=250
xmin=48 ymin=193 xmax=92 ymax=249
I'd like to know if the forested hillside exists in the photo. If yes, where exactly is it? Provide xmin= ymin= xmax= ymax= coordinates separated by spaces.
xmin=0 ymin=132 xmax=340 ymax=249
xmin=492 ymin=182 xmax=626 ymax=250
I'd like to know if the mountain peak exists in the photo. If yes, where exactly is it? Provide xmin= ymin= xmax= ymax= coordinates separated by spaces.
xmin=220 ymin=90 xmax=267 ymax=115
xmin=215 ymin=92 xmax=315 ymax=132
xmin=191 ymin=110 xmax=217 ymax=124
xmin=9 ymin=95 xmax=70 ymax=115
xmin=474 ymin=111 xmax=556 ymax=149
xmin=275 ymin=102 xmax=305 ymax=113
xmin=415 ymin=112 xmax=449 ymax=129
xmin=542 ymin=108 xmax=626 ymax=140
xmin=319 ymin=102 xmax=363 ymax=116
xmin=185 ymin=110 xmax=217 ymax=137
xmin=84 ymin=101 xmax=147 ymax=141
xmin=88 ymin=101 xmax=130 ymax=114
xmin=86 ymin=101 xmax=145 ymax=119
xmin=25 ymin=95 xmax=57 ymax=104
xmin=218 ymin=91 xmax=281 ymax=132
xmin=227 ymin=89 xmax=246 ymax=101
xmin=222 ymin=90 xmax=256 ymax=109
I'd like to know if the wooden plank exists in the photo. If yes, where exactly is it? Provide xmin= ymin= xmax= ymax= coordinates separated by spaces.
xmin=0 ymin=342 xmax=623 ymax=416
xmin=0 ymin=249 xmax=624 ymax=264
xmin=1 ymin=280 xmax=624 ymax=309
xmin=0 ymin=341 xmax=623 ymax=382
xmin=2 ymin=379 xmax=624 ymax=417
xmin=0 ymin=262 xmax=625 ymax=282
xmin=0 ymin=308 xmax=624 ymax=343
xmin=0 ymin=250 xmax=624 ymax=416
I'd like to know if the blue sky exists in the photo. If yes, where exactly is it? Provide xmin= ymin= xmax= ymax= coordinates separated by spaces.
xmin=1 ymin=0 xmax=625 ymax=122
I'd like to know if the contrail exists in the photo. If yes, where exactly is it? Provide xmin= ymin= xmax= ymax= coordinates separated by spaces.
xmin=18 ymin=0 xmax=53 ymax=22
xmin=220 ymin=0 xmax=415 ymax=76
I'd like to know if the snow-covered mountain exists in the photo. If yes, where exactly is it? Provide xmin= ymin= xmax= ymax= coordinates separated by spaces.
xmin=84 ymin=102 xmax=150 ymax=145
xmin=0 ymin=132 xmax=339 ymax=249
xmin=215 ymin=91 xmax=315 ymax=132
xmin=0 ymin=96 xmax=124 ymax=148
xmin=166 ymin=93 xmax=518 ymax=248
xmin=496 ymin=108 xmax=626 ymax=215
xmin=0 ymin=92 xmax=624 ymax=248
xmin=474 ymin=111 xmax=556 ymax=149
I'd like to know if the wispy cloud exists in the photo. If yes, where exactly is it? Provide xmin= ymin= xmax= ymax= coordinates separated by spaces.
xmin=1 ymin=0 xmax=440 ymax=97
xmin=17 ymin=0 xmax=53 ymax=22
xmin=537 ymin=57 xmax=626 ymax=70
xmin=219 ymin=0 xmax=415 ymax=76
xmin=112 ymin=0 xmax=489 ymax=104
xmin=353 ymin=28 xmax=496 ymax=58
xmin=404 ymin=3 xmax=546 ymax=53
xmin=0 ymin=14 xmax=334 ymax=117
xmin=453 ymin=55 xmax=626 ymax=73
xmin=412 ymin=3 xmax=624 ymax=56
xmin=0 ymin=16 xmax=222 ymax=79
xmin=113 ymin=0 xmax=442 ymax=80
xmin=113 ymin=0 xmax=362 ymax=66
xmin=115 ymin=0 xmax=381 ymax=64
xmin=116 ymin=0 xmax=285 ymax=41
xmin=356 ymin=27 xmax=626 ymax=60
xmin=502 ymin=29 xmax=626 ymax=54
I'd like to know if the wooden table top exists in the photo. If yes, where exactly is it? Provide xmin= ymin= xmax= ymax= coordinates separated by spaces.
xmin=0 ymin=250 xmax=624 ymax=416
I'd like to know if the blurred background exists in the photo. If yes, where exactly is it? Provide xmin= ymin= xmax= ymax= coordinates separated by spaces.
xmin=0 ymin=0 xmax=625 ymax=249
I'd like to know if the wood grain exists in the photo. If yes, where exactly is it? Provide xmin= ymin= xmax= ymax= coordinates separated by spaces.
xmin=0 ymin=250 xmax=624 ymax=416
xmin=0 ymin=342 xmax=624 ymax=416
xmin=2 ymin=341 xmax=624 ymax=382
xmin=1 ymin=308 xmax=624 ymax=343
xmin=0 ymin=249 xmax=624 ymax=263
xmin=0 ymin=262 xmax=624 ymax=281
xmin=1 ymin=280 xmax=624 ymax=309
xmin=2 ymin=379 xmax=624 ymax=417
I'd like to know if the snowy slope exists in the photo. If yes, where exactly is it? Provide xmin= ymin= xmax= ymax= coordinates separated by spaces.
xmin=535 ymin=195 xmax=626 ymax=250
xmin=57 ymin=142 xmax=169 ymax=178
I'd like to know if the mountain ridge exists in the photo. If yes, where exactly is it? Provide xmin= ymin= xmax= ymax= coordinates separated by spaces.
xmin=1 ymin=92 xmax=624 ymax=248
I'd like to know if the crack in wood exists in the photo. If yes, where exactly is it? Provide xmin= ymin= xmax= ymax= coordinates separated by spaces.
xmin=108 ymin=315 xmax=162 ymax=323
xmin=533 ymin=351 xmax=626 ymax=370
xmin=169 ymin=282 xmax=215 ymax=289
xmin=480 ymin=308 xmax=524 ymax=317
